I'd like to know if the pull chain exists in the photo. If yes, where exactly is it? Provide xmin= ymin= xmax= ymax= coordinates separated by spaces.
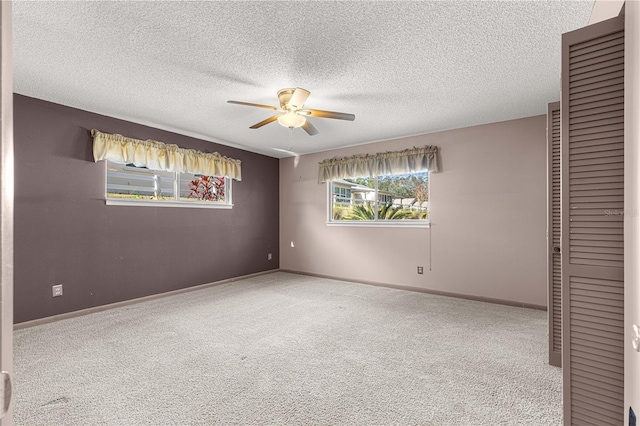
xmin=289 ymin=126 xmax=293 ymax=150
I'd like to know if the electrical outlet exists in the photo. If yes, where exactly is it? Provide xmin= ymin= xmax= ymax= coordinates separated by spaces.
xmin=417 ymin=266 xmax=424 ymax=274
xmin=52 ymin=284 xmax=63 ymax=297
xmin=268 ymin=253 xmax=272 ymax=261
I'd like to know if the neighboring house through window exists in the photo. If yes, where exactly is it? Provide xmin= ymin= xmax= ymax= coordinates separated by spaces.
xmin=329 ymin=171 xmax=429 ymax=225
xmin=332 ymin=185 xmax=352 ymax=205
xmin=106 ymin=160 xmax=232 ymax=208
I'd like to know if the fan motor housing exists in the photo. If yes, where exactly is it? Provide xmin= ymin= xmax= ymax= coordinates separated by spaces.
xmin=277 ymin=88 xmax=296 ymax=109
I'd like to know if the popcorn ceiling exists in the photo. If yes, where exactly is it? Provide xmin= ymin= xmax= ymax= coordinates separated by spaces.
xmin=12 ymin=1 xmax=593 ymax=158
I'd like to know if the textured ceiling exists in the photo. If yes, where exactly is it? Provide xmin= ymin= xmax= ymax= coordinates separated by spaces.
xmin=13 ymin=1 xmax=594 ymax=158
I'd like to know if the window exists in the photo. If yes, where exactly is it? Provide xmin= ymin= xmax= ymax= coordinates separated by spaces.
xmin=106 ymin=160 xmax=232 ymax=208
xmin=329 ymin=171 xmax=429 ymax=226
xmin=333 ymin=186 xmax=352 ymax=205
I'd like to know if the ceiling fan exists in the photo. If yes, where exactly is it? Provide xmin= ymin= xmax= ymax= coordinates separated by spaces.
xmin=227 ymin=87 xmax=355 ymax=136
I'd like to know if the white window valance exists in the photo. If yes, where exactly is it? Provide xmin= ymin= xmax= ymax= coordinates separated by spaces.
xmin=92 ymin=129 xmax=242 ymax=181
xmin=318 ymin=145 xmax=438 ymax=183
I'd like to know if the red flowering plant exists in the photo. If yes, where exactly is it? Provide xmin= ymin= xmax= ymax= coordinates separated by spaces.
xmin=188 ymin=176 xmax=225 ymax=202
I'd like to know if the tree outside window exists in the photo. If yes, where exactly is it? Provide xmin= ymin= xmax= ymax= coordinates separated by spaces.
xmin=330 ymin=171 xmax=429 ymax=223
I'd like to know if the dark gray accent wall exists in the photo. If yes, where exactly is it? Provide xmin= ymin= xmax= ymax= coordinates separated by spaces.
xmin=13 ymin=94 xmax=279 ymax=323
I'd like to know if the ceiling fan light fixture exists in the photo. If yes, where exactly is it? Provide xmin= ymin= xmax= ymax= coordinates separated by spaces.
xmin=229 ymin=87 xmax=354 ymax=135
xmin=277 ymin=112 xmax=306 ymax=128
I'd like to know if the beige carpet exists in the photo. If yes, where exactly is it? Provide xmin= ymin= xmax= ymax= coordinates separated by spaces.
xmin=13 ymin=272 xmax=561 ymax=425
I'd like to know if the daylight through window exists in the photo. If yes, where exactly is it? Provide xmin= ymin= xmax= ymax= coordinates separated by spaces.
xmin=329 ymin=171 xmax=429 ymax=225
xmin=106 ymin=161 xmax=232 ymax=208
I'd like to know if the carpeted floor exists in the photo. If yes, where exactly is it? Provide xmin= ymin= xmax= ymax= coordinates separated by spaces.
xmin=13 ymin=272 xmax=562 ymax=425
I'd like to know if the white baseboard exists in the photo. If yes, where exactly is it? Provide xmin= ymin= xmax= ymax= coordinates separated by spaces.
xmin=279 ymin=269 xmax=547 ymax=311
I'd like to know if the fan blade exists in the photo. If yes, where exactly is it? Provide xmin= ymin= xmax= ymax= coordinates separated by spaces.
xmin=249 ymin=115 xmax=280 ymax=129
xmin=305 ymin=109 xmax=355 ymax=121
xmin=302 ymin=119 xmax=319 ymax=136
xmin=287 ymin=88 xmax=311 ymax=109
xmin=228 ymin=100 xmax=278 ymax=110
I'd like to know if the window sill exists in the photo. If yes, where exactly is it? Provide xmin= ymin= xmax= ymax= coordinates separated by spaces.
xmin=326 ymin=220 xmax=430 ymax=228
xmin=106 ymin=199 xmax=233 ymax=209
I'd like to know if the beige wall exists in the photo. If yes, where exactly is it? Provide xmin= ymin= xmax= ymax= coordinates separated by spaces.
xmin=280 ymin=115 xmax=548 ymax=307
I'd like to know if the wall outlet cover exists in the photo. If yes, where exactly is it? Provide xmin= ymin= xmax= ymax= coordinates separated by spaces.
xmin=52 ymin=285 xmax=63 ymax=297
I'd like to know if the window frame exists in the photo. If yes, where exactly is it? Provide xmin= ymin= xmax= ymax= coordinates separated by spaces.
xmin=326 ymin=172 xmax=430 ymax=228
xmin=104 ymin=161 xmax=233 ymax=209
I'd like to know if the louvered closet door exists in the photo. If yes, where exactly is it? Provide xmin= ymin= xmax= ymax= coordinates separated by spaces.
xmin=561 ymin=15 xmax=624 ymax=426
xmin=547 ymin=102 xmax=561 ymax=368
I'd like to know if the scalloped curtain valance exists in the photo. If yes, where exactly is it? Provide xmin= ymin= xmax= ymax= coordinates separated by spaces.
xmin=318 ymin=145 xmax=438 ymax=183
xmin=91 ymin=129 xmax=242 ymax=181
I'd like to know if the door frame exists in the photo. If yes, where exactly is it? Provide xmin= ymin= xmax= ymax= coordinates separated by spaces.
xmin=0 ymin=1 xmax=13 ymax=424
